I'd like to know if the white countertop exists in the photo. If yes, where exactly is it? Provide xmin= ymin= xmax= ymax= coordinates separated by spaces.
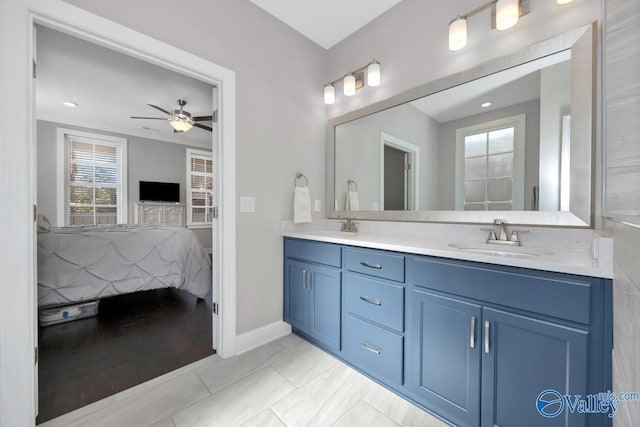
xmin=282 ymin=228 xmax=613 ymax=279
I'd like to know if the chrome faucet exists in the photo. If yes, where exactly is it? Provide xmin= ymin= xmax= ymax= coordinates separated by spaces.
xmin=340 ymin=218 xmax=358 ymax=233
xmin=485 ymin=219 xmax=525 ymax=246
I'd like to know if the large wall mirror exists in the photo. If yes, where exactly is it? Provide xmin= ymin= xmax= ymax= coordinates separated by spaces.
xmin=329 ymin=23 xmax=596 ymax=227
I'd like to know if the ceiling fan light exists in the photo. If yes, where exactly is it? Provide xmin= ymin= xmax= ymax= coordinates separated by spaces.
xmin=170 ymin=117 xmax=193 ymax=132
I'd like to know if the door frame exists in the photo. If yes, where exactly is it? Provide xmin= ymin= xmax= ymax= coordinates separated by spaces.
xmin=0 ymin=1 xmax=237 ymax=424
xmin=379 ymin=132 xmax=420 ymax=210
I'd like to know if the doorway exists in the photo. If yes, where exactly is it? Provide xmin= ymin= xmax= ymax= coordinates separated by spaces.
xmin=0 ymin=2 xmax=237 ymax=424
xmin=380 ymin=132 xmax=419 ymax=210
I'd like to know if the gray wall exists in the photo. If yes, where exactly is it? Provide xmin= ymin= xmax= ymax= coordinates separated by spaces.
xmin=62 ymin=0 xmax=328 ymax=335
xmin=36 ymin=119 xmax=213 ymax=248
xmin=335 ymin=103 xmax=440 ymax=211
xmin=437 ymin=100 xmax=541 ymax=210
xmin=604 ymin=0 xmax=640 ymax=425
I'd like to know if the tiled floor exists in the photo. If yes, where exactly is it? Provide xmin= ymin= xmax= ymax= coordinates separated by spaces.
xmin=39 ymin=334 xmax=449 ymax=427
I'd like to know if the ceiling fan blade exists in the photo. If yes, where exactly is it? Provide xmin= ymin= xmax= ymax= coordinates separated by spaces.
xmin=193 ymin=123 xmax=213 ymax=132
xmin=147 ymin=104 xmax=171 ymax=115
xmin=130 ymin=116 xmax=167 ymax=120
xmin=192 ymin=115 xmax=213 ymax=122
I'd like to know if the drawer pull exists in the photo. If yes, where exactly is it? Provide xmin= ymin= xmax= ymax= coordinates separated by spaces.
xmin=360 ymin=261 xmax=382 ymax=269
xmin=360 ymin=342 xmax=381 ymax=355
xmin=359 ymin=296 xmax=382 ymax=306
xmin=470 ymin=316 xmax=476 ymax=349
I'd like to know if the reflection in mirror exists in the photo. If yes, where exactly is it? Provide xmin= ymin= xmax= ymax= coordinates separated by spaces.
xmin=335 ymin=49 xmax=571 ymax=213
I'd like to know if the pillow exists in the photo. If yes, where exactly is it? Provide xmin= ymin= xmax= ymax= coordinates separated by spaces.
xmin=37 ymin=213 xmax=51 ymax=232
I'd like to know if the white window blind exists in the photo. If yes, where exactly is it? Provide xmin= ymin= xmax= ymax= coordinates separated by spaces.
xmin=186 ymin=149 xmax=214 ymax=226
xmin=59 ymin=130 xmax=127 ymax=226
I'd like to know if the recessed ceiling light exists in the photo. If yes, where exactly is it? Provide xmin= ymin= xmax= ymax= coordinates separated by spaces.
xmin=481 ymin=101 xmax=492 ymax=108
xmin=63 ymin=101 xmax=78 ymax=107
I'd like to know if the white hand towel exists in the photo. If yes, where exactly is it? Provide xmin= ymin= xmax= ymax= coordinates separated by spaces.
xmin=345 ymin=192 xmax=351 ymax=211
xmin=348 ymin=190 xmax=359 ymax=211
xmin=293 ymin=186 xmax=312 ymax=224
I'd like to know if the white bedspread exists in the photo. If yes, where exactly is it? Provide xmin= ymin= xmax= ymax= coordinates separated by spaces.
xmin=37 ymin=225 xmax=211 ymax=307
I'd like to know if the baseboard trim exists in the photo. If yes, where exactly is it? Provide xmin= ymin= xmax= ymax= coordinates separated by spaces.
xmin=235 ymin=320 xmax=291 ymax=355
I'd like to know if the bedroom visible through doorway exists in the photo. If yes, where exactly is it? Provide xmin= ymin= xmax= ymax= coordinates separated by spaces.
xmin=34 ymin=23 xmax=220 ymax=422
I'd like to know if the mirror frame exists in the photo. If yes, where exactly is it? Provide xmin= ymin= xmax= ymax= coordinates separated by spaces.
xmin=328 ymin=23 xmax=596 ymax=227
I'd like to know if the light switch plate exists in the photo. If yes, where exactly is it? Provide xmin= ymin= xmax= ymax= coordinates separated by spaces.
xmin=239 ymin=196 xmax=255 ymax=213
xmin=314 ymin=199 xmax=321 ymax=212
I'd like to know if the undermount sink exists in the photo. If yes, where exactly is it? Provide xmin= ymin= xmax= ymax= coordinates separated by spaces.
xmin=448 ymin=243 xmax=542 ymax=258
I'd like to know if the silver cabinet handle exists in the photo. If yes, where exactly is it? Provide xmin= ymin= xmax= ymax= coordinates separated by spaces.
xmin=360 ymin=261 xmax=382 ymax=269
xmin=470 ymin=316 xmax=476 ymax=349
xmin=360 ymin=342 xmax=381 ymax=355
xmin=302 ymin=269 xmax=307 ymax=289
xmin=484 ymin=320 xmax=490 ymax=354
xmin=359 ymin=296 xmax=382 ymax=306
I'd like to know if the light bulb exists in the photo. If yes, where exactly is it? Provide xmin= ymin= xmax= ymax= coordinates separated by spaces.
xmin=367 ymin=62 xmax=381 ymax=86
xmin=324 ymin=84 xmax=335 ymax=104
xmin=344 ymin=74 xmax=356 ymax=96
xmin=448 ymin=17 xmax=467 ymax=51
xmin=496 ymin=0 xmax=520 ymax=31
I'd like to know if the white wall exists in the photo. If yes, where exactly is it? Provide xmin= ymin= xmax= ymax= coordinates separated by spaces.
xmin=334 ymin=103 xmax=439 ymax=211
xmin=61 ymin=0 xmax=329 ymax=335
xmin=538 ymin=61 xmax=571 ymax=211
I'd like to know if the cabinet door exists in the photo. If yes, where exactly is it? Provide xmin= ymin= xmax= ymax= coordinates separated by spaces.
xmin=284 ymin=259 xmax=309 ymax=334
xmin=481 ymin=307 xmax=589 ymax=427
xmin=408 ymin=288 xmax=482 ymax=427
xmin=308 ymin=264 xmax=341 ymax=351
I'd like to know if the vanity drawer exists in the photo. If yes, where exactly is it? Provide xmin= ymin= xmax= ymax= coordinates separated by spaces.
xmin=344 ymin=273 xmax=404 ymax=332
xmin=410 ymin=256 xmax=593 ymax=325
xmin=284 ymin=238 xmax=341 ymax=267
xmin=344 ymin=247 xmax=405 ymax=282
xmin=343 ymin=314 xmax=403 ymax=386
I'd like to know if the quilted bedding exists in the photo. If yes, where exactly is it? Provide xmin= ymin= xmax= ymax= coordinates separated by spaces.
xmin=37 ymin=225 xmax=211 ymax=307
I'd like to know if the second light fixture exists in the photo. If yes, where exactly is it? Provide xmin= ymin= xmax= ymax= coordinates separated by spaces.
xmin=324 ymin=60 xmax=381 ymax=105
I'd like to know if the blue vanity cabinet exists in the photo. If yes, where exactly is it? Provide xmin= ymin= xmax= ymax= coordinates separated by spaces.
xmin=284 ymin=238 xmax=342 ymax=352
xmin=407 ymin=255 xmax=612 ymax=427
xmin=408 ymin=288 xmax=482 ymax=427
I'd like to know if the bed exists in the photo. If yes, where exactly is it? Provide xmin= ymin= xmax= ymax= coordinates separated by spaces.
xmin=37 ymin=225 xmax=211 ymax=308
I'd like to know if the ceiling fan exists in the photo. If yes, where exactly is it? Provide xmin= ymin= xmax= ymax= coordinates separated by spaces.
xmin=130 ymin=99 xmax=213 ymax=133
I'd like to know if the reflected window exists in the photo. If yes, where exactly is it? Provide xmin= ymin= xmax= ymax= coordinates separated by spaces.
xmin=455 ymin=114 xmax=525 ymax=211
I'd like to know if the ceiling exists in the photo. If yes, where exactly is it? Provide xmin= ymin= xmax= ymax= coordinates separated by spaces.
xmin=249 ymin=0 xmax=403 ymax=49
xmin=36 ymin=25 xmax=215 ymax=148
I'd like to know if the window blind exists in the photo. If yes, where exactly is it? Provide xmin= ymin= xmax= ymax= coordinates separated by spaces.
xmin=187 ymin=150 xmax=214 ymax=226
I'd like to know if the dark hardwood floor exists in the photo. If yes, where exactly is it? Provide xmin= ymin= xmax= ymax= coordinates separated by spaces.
xmin=36 ymin=288 xmax=214 ymax=424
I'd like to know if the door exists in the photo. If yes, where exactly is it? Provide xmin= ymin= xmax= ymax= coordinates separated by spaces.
xmin=284 ymin=259 xmax=309 ymax=333
xmin=408 ymin=289 xmax=481 ymax=427
xmin=31 ymin=23 xmax=39 ymax=418
xmin=481 ymin=307 xmax=589 ymax=427
xmin=210 ymin=85 xmax=220 ymax=350
xmin=384 ymin=145 xmax=407 ymax=210
xmin=308 ymin=264 xmax=341 ymax=351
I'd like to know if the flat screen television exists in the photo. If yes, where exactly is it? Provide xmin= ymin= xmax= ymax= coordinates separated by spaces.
xmin=139 ymin=181 xmax=180 ymax=203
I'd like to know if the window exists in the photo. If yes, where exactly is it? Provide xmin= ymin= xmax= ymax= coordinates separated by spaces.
xmin=455 ymin=115 xmax=525 ymax=211
xmin=57 ymin=129 xmax=127 ymax=227
xmin=186 ymin=149 xmax=214 ymax=227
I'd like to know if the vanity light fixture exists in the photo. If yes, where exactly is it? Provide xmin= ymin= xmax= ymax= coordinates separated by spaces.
xmin=556 ymin=0 xmax=574 ymax=4
xmin=448 ymin=0 xmax=533 ymax=51
xmin=63 ymin=101 xmax=78 ymax=107
xmin=323 ymin=59 xmax=381 ymax=104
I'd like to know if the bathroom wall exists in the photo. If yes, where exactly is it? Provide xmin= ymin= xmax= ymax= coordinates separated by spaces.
xmin=334 ymin=103 xmax=440 ymax=211
xmin=62 ymin=0 xmax=329 ymax=334
xmin=604 ymin=0 xmax=640 ymax=425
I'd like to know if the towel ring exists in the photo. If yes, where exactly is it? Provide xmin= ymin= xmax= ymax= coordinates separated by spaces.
xmin=294 ymin=172 xmax=309 ymax=187
xmin=347 ymin=179 xmax=358 ymax=191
